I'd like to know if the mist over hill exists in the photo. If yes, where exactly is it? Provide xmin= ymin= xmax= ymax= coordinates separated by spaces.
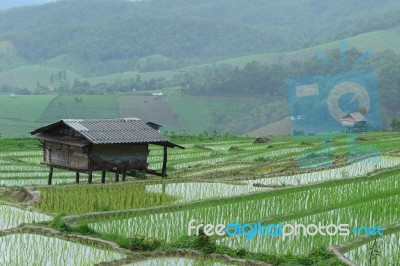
xmin=0 ymin=0 xmax=400 ymax=76
xmin=0 ymin=0 xmax=54 ymax=10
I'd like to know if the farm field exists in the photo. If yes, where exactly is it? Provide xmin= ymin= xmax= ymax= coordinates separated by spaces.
xmin=39 ymin=95 xmax=120 ymax=123
xmin=0 ymin=94 xmax=277 ymax=136
xmin=0 ymin=132 xmax=399 ymax=265
xmin=344 ymin=230 xmax=400 ymax=266
xmin=0 ymin=233 xmax=125 ymax=265
xmin=0 ymin=95 xmax=56 ymax=135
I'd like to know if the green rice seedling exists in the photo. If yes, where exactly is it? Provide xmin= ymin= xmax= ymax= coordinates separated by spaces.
xmin=145 ymin=182 xmax=268 ymax=203
xmin=218 ymin=194 xmax=400 ymax=255
xmin=0 ymin=205 xmax=52 ymax=230
xmin=39 ymin=183 xmax=177 ymax=215
xmin=0 ymin=233 xmax=125 ymax=265
xmin=247 ymin=156 xmax=400 ymax=187
xmin=344 ymin=232 xmax=400 ymax=266
xmin=90 ymin=172 xmax=400 ymax=243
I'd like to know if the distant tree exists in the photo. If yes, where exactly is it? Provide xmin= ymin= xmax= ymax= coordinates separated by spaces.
xmin=390 ymin=117 xmax=400 ymax=131
xmin=358 ymin=106 xmax=367 ymax=115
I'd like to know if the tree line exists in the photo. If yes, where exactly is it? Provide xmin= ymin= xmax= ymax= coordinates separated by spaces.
xmin=0 ymin=0 xmax=399 ymax=76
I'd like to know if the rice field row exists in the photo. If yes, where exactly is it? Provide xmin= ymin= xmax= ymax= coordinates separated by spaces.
xmin=39 ymin=183 xmax=177 ymax=215
xmin=0 ymin=165 xmax=45 ymax=172
xmin=0 ymin=233 xmax=125 ymax=265
xmin=1 ymin=134 xmax=400 ymax=264
xmin=0 ymin=178 xmax=77 ymax=187
xmin=142 ymin=156 xmax=400 ymax=203
xmin=344 ymin=231 xmax=400 ymax=266
xmin=168 ymin=147 xmax=308 ymax=170
xmin=247 ymin=156 xmax=400 ymax=187
xmin=145 ymin=182 xmax=268 ymax=203
xmin=90 ymin=171 xmax=400 ymax=243
xmin=0 ymin=151 xmax=42 ymax=157
xmin=0 ymin=205 xmax=52 ymax=230
xmin=174 ymin=162 xmax=253 ymax=178
xmin=218 ymin=194 xmax=400 ymax=255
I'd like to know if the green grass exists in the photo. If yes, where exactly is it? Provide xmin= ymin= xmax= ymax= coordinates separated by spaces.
xmin=0 ymin=95 xmax=56 ymax=122
xmin=0 ymin=95 xmax=57 ymax=136
xmin=0 ymin=66 xmax=82 ymax=88
xmin=39 ymin=95 xmax=120 ymax=123
xmin=0 ymin=93 xmax=275 ymax=136
xmin=38 ymin=183 xmax=177 ymax=215
xmin=0 ymin=118 xmax=44 ymax=136
xmin=166 ymin=96 xmax=266 ymax=134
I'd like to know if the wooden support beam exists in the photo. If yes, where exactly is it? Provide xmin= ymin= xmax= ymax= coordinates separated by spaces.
xmin=88 ymin=172 xmax=93 ymax=184
xmin=101 ymin=171 xmax=106 ymax=184
xmin=75 ymin=172 xmax=80 ymax=184
xmin=161 ymin=181 xmax=166 ymax=205
xmin=115 ymin=172 xmax=119 ymax=182
xmin=48 ymin=166 xmax=53 ymax=185
xmin=162 ymin=145 xmax=168 ymax=179
xmin=122 ymin=171 xmax=126 ymax=182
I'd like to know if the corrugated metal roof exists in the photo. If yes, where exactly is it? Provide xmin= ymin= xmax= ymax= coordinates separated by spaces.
xmin=349 ymin=112 xmax=366 ymax=122
xmin=31 ymin=118 xmax=183 ymax=148
xmin=340 ymin=112 xmax=366 ymax=123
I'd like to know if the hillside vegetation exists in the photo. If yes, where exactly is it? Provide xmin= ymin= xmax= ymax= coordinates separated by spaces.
xmin=0 ymin=0 xmax=400 ymax=77
xmin=0 ymin=1 xmax=400 ymax=136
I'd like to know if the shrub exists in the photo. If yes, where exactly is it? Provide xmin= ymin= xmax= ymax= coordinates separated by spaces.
xmin=75 ymin=221 xmax=96 ymax=235
xmin=134 ymin=170 xmax=147 ymax=180
xmin=50 ymin=213 xmax=70 ymax=233
xmin=129 ymin=236 xmax=163 ymax=251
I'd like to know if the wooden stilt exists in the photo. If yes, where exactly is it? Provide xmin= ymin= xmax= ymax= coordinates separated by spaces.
xmin=48 ymin=166 xmax=53 ymax=185
xmin=161 ymin=181 xmax=166 ymax=204
xmin=122 ymin=171 xmax=126 ymax=182
xmin=75 ymin=172 xmax=80 ymax=184
xmin=162 ymin=145 xmax=168 ymax=179
xmin=88 ymin=172 xmax=93 ymax=184
xmin=115 ymin=172 xmax=119 ymax=182
xmin=101 ymin=171 xmax=106 ymax=184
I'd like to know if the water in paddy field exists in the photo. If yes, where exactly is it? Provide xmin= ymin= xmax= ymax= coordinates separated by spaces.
xmin=0 ymin=234 xmax=125 ymax=265
xmin=0 ymin=205 xmax=51 ymax=230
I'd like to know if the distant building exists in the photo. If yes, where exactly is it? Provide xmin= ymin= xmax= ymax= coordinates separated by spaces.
xmin=10 ymin=94 xmax=16 ymax=98
xmin=340 ymin=112 xmax=367 ymax=132
xmin=30 ymin=118 xmax=184 ymax=185
xmin=152 ymin=92 xmax=163 ymax=96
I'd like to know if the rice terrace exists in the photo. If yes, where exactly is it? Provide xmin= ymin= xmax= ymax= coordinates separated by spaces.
xmin=0 ymin=129 xmax=399 ymax=265
xmin=1 ymin=0 xmax=400 ymax=265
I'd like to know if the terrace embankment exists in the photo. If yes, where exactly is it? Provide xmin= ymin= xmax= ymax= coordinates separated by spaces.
xmin=98 ymin=248 xmax=272 ymax=266
xmin=10 ymin=187 xmax=40 ymax=205
xmin=0 ymin=225 xmax=131 ymax=255
xmin=0 ymin=225 xmax=270 ymax=266
xmin=329 ymin=223 xmax=400 ymax=266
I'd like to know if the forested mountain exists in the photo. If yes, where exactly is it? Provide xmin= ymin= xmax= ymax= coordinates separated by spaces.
xmin=0 ymin=0 xmax=400 ymax=76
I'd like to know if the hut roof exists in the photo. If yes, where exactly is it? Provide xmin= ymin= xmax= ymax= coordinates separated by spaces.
xmin=340 ymin=112 xmax=366 ymax=122
xmin=30 ymin=118 xmax=184 ymax=148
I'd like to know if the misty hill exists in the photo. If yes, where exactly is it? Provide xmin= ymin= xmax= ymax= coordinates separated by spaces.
xmin=0 ymin=0 xmax=54 ymax=10
xmin=0 ymin=0 xmax=400 ymax=76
